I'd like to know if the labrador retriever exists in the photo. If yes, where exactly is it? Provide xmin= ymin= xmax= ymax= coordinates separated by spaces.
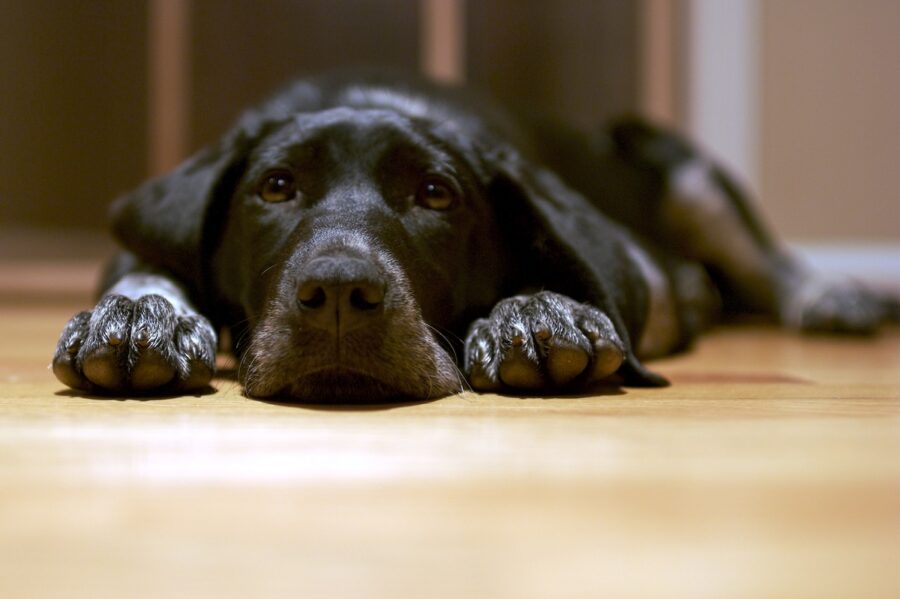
xmin=52 ymin=71 xmax=898 ymax=401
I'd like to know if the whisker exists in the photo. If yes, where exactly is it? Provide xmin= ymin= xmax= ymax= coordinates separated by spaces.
xmin=425 ymin=323 xmax=461 ymax=362
xmin=259 ymin=262 xmax=281 ymax=279
xmin=425 ymin=323 xmax=472 ymax=394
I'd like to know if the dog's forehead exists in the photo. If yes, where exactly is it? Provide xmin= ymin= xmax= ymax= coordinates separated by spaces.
xmin=263 ymin=107 xmax=433 ymax=152
xmin=248 ymin=107 xmax=468 ymax=182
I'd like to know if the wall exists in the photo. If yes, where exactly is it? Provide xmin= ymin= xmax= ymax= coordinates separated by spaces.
xmin=759 ymin=0 xmax=900 ymax=241
xmin=188 ymin=0 xmax=421 ymax=150
xmin=0 ymin=1 xmax=147 ymax=230
xmin=467 ymin=0 xmax=638 ymax=131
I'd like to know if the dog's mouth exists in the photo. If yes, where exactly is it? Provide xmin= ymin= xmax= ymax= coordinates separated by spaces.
xmin=267 ymin=368 xmax=415 ymax=404
xmin=240 ymin=337 xmax=464 ymax=404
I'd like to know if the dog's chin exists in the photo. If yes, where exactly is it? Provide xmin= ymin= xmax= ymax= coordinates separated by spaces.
xmin=285 ymin=369 xmax=412 ymax=404
xmin=247 ymin=368 xmax=457 ymax=404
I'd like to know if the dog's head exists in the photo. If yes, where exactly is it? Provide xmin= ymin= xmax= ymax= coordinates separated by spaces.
xmin=109 ymin=79 xmax=654 ymax=401
xmin=223 ymin=106 xmax=518 ymax=401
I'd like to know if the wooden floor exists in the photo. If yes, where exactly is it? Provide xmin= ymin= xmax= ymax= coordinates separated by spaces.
xmin=1 ymin=256 xmax=899 ymax=598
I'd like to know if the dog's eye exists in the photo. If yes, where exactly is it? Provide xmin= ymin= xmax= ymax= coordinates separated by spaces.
xmin=258 ymin=171 xmax=297 ymax=203
xmin=415 ymin=178 xmax=458 ymax=211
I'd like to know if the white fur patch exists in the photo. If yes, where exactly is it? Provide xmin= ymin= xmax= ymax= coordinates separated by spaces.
xmin=106 ymin=273 xmax=195 ymax=316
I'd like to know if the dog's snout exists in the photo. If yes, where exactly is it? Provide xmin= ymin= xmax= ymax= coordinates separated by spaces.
xmin=295 ymin=255 xmax=386 ymax=334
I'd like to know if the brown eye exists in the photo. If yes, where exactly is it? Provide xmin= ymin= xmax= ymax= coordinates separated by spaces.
xmin=415 ymin=178 xmax=458 ymax=211
xmin=258 ymin=171 xmax=296 ymax=203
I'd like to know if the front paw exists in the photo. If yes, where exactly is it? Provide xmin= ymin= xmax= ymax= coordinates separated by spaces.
xmin=464 ymin=292 xmax=626 ymax=392
xmin=52 ymin=294 xmax=217 ymax=394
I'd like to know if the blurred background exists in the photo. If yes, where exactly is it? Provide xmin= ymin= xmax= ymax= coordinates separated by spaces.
xmin=0 ymin=0 xmax=897 ymax=265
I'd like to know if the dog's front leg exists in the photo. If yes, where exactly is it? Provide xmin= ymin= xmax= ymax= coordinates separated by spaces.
xmin=52 ymin=259 xmax=217 ymax=395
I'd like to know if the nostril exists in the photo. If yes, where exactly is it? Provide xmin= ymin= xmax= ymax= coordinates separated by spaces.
xmin=349 ymin=284 xmax=384 ymax=311
xmin=294 ymin=254 xmax=387 ymax=331
xmin=297 ymin=284 xmax=327 ymax=310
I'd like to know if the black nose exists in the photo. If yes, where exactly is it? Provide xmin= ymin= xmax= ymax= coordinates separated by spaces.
xmin=295 ymin=254 xmax=386 ymax=334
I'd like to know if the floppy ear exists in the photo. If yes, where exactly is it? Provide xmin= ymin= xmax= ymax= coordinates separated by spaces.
xmin=123 ymin=67 xmax=343 ymax=288
xmin=109 ymin=80 xmax=327 ymax=287
xmin=487 ymin=146 xmax=668 ymax=387
xmin=108 ymin=120 xmax=264 ymax=289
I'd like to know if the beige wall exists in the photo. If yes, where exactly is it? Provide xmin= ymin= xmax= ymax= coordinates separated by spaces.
xmin=760 ymin=0 xmax=900 ymax=241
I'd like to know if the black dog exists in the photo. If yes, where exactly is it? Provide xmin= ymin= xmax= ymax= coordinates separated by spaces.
xmin=52 ymin=71 xmax=898 ymax=401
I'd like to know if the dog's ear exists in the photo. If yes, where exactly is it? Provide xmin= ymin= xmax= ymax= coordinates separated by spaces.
xmin=487 ymin=146 xmax=668 ymax=387
xmin=108 ymin=111 xmax=278 ymax=287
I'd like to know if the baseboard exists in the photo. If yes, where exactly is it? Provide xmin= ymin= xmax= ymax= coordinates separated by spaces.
xmin=790 ymin=241 xmax=900 ymax=291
